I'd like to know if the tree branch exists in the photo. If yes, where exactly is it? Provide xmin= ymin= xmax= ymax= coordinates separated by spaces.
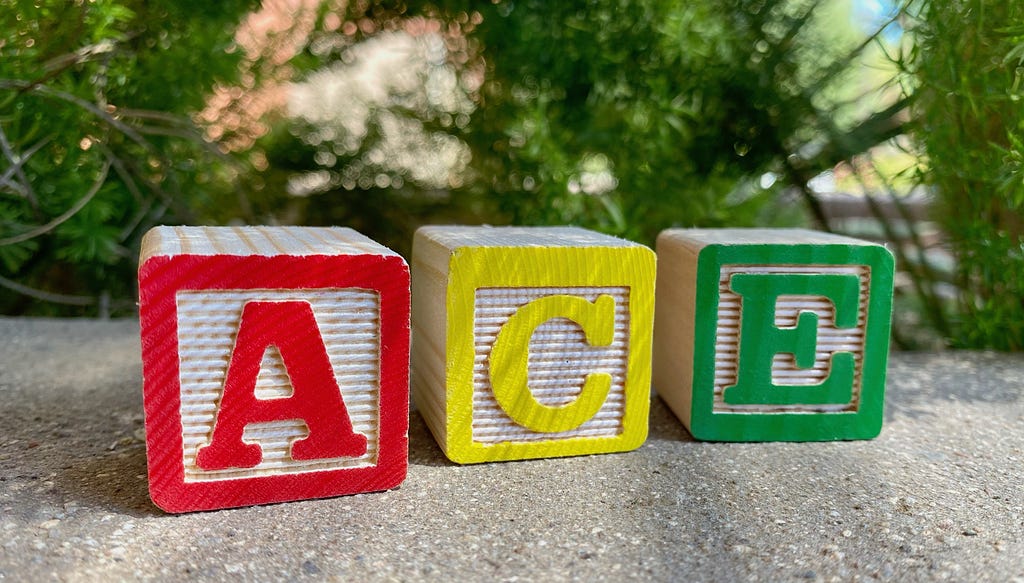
xmin=0 ymin=160 xmax=111 ymax=246
xmin=0 ymin=272 xmax=96 ymax=306
xmin=0 ymin=125 xmax=50 ymax=210
xmin=0 ymin=134 xmax=53 ymax=199
xmin=0 ymin=79 xmax=153 ymax=152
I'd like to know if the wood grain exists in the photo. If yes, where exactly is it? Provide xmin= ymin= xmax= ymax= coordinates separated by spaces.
xmin=410 ymin=226 xmax=655 ymax=463
xmin=653 ymin=228 xmax=894 ymax=442
xmin=138 ymin=226 xmax=409 ymax=512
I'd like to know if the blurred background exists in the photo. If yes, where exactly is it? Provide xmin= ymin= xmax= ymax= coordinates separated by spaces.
xmin=0 ymin=0 xmax=1021 ymax=350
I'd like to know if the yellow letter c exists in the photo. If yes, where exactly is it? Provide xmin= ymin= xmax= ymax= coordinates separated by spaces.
xmin=489 ymin=294 xmax=615 ymax=433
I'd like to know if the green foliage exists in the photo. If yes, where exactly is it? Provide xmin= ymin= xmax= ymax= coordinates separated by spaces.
xmin=249 ymin=0 xmax=896 ymax=258
xmin=908 ymin=0 xmax=1024 ymax=350
xmin=0 ymin=0 xmax=256 ymax=315
xmin=454 ymin=0 xmax=869 ymax=244
xmin=3 ymin=0 xmax=918 ymax=323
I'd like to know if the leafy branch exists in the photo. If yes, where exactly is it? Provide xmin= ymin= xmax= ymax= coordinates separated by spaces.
xmin=0 ymin=159 xmax=111 ymax=246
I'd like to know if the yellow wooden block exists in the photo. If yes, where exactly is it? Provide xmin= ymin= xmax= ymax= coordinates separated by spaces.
xmin=411 ymin=226 xmax=655 ymax=464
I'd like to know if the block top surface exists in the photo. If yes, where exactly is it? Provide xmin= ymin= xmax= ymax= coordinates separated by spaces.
xmin=140 ymin=226 xmax=401 ymax=262
xmin=659 ymin=228 xmax=885 ymax=248
xmin=416 ymin=225 xmax=645 ymax=250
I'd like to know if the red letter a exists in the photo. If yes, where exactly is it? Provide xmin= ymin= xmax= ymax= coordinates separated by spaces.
xmin=196 ymin=300 xmax=368 ymax=470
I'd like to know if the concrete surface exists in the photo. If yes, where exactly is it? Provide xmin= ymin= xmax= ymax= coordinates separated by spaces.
xmin=0 ymin=317 xmax=1022 ymax=582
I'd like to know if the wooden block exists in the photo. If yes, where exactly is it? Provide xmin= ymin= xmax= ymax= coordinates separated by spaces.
xmin=138 ymin=226 xmax=409 ymax=512
xmin=653 ymin=228 xmax=894 ymax=442
xmin=411 ymin=226 xmax=655 ymax=464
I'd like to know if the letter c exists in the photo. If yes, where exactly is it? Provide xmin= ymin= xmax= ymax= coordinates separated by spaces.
xmin=489 ymin=294 xmax=616 ymax=433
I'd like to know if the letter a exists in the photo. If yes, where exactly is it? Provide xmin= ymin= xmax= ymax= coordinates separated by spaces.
xmin=196 ymin=301 xmax=368 ymax=470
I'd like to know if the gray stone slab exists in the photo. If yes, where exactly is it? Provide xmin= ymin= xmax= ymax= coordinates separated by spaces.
xmin=0 ymin=317 xmax=1022 ymax=581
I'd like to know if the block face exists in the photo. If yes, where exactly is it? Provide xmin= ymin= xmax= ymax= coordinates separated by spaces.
xmin=139 ymin=227 xmax=409 ymax=513
xmin=412 ymin=227 xmax=655 ymax=464
xmin=684 ymin=239 xmax=894 ymax=441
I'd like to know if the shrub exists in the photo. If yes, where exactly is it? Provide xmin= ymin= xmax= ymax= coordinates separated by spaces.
xmin=908 ymin=0 xmax=1024 ymax=349
xmin=0 ymin=0 xmax=256 ymax=315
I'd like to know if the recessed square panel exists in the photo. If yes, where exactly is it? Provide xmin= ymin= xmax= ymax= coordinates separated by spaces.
xmin=710 ymin=264 xmax=868 ymax=414
xmin=471 ymin=286 xmax=630 ymax=444
xmin=175 ymin=289 xmax=381 ymax=482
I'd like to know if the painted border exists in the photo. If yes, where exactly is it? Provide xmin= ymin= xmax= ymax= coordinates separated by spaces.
xmin=689 ymin=243 xmax=894 ymax=442
xmin=444 ymin=245 xmax=655 ymax=463
xmin=139 ymin=253 xmax=409 ymax=512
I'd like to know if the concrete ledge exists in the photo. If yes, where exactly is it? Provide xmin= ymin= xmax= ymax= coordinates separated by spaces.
xmin=1 ymin=318 xmax=1022 ymax=581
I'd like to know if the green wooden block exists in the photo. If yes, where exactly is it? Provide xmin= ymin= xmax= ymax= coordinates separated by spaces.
xmin=653 ymin=229 xmax=895 ymax=442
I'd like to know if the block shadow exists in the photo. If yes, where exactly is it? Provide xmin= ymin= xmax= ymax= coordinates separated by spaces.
xmin=5 ymin=374 xmax=161 ymax=518
xmin=407 ymin=409 xmax=456 ymax=468
xmin=405 ymin=392 xmax=697 ymax=468
xmin=57 ymin=442 xmax=157 ymax=517
xmin=647 ymin=395 xmax=697 ymax=443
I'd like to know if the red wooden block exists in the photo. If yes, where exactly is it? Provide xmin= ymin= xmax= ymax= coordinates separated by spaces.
xmin=138 ymin=226 xmax=409 ymax=513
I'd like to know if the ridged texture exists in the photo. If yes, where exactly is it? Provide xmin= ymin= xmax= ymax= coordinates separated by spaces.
xmin=176 ymin=289 xmax=381 ymax=482
xmin=713 ymin=265 xmax=869 ymax=413
xmin=472 ymin=286 xmax=630 ymax=443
